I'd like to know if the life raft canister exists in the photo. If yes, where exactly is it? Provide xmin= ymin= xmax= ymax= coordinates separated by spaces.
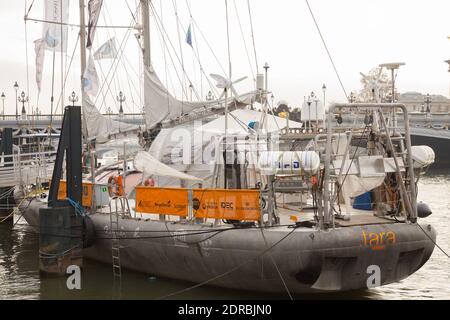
xmin=108 ymin=175 xmax=124 ymax=197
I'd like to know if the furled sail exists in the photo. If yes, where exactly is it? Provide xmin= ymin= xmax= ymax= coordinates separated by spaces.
xmin=144 ymin=66 xmax=212 ymax=129
xmin=82 ymin=97 xmax=139 ymax=143
xmin=143 ymin=66 xmax=262 ymax=129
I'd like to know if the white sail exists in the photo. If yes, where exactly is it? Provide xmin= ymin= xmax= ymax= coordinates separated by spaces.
xmin=82 ymin=97 xmax=139 ymax=143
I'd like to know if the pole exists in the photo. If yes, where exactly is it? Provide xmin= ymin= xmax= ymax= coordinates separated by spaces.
xmin=15 ymin=87 xmax=18 ymax=120
xmin=79 ymin=0 xmax=96 ymax=209
xmin=263 ymin=63 xmax=269 ymax=132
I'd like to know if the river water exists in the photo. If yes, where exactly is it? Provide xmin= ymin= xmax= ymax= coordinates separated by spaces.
xmin=1 ymin=173 xmax=449 ymax=300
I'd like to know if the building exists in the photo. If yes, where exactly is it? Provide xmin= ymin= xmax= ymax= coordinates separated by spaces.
xmin=399 ymin=92 xmax=450 ymax=113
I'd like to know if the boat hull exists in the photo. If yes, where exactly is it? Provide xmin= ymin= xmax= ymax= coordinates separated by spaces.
xmin=21 ymin=199 xmax=436 ymax=294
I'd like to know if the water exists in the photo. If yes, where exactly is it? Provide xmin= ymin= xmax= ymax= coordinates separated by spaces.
xmin=1 ymin=174 xmax=449 ymax=300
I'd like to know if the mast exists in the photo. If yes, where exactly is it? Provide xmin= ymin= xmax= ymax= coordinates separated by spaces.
xmin=142 ymin=0 xmax=151 ymax=114
xmin=79 ymin=0 xmax=87 ymax=107
xmin=79 ymin=0 xmax=95 ymax=209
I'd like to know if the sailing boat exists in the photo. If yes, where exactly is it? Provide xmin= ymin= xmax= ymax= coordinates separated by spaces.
xmin=16 ymin=0 xmax=437 ymax=296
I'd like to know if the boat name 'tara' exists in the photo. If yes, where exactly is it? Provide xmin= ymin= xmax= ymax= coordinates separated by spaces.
xmin=361 ymin=230 xmax=397 ymax=251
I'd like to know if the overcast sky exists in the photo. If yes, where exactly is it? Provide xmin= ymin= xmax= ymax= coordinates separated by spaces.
xmin=0 ymin=0 xmax=449 ymax=115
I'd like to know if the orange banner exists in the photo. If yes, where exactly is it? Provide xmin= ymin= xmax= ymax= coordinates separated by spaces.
xmin=193 ymin=189 xmax=261 ymax=221
xmin=135 ymin=186 xmax=188 ymax=217
xmin=135 ymin=187 xmax=261 ymax=221
xmin=55 ymin=180 xmax=94 ymax=207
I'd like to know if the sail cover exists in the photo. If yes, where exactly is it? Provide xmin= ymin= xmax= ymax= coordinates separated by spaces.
xmin=143 ymin=66 xmax=211 ymax=129
xmin=82 ymin=97 xmax=139 ymax=143
xmin=143 ymin=66 xmax=261 ymax=129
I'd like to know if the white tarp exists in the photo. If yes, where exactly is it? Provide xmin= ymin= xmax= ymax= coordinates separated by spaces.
xmin=42 ymin=0 xmax=70 ymax=52
xmin=134 ymin=151 xmax=203 ymax=181
xmin=197 ymin=109 xmax=302 ymax=135
xmin=82 ymin=97 xmax=139 ymax=143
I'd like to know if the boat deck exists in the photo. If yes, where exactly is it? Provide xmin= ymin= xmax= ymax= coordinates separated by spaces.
xmin=95 ymin=198 xmax=399 ymax=229
xmin=276 ymin=206 xmax=396 ymax=227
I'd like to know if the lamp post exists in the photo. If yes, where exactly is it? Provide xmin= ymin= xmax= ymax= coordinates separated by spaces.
xmin=117 ymin=91 xmax=125 ymax=117
xmin=69 ymin=91 xmax=78 ymax=107
xmin=322 ymin=84 xmax=327 ymax=129
xmin=322 ymin=84 xmax=327 ymax=106
xmin=19 ymin=91 xmax=28 ymax=120
xmin=1 ymin=92 xmax=5 ymax=120
xmin=263 ymin=62 xmax=270 ymax=132
xmin=13 ymin=82 xmax=19 ymax=120
xmin=424 ymin=93 xmax=432 ymax=124
xmin=348 ymin=91 xmax=356 ymax=103
xmin=445 ymin=59 xmax=450 ymax=99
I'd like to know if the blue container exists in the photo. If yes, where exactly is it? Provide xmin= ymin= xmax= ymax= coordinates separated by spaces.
xmin=353 ymin=192 xmax=372 ymax=210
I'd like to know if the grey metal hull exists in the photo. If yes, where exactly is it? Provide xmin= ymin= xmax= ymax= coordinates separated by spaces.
xmin=22 ymin=200 xmax=436 ymax=294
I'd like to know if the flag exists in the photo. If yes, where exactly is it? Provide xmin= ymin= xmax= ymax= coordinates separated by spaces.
xmin=42 ymin=0 xmax=70 ymax=52
xmin=93 ymin=37 xmax=118 ymax=60
xmin=185 ymin=24 xmax=193 ymax=47
xmin=34 ymin=38 xmax=46 ymax=92
xmin=82 ymin=52 xmax=99 ymax=97
xmin=86 ymin=0 xmax=103 ymax=49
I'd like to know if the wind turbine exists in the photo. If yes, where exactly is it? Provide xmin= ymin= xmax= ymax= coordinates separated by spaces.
xmin=210 ymin=73 xmax=248 ymax=135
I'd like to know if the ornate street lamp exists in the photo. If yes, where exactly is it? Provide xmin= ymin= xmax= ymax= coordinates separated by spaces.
xmin=69 ymin=91 xmax=79 ymax=106
xmin=117 ymin=91 xmax=126 ymax=116
xmin=19 ymin=91 xmax=28 ymax=120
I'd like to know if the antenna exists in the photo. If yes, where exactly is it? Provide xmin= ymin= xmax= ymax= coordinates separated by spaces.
xmin=379 ymin=62 xmax=405 ymax=133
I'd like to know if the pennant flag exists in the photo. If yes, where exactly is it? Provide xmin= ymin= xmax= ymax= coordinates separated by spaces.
xmin=82 ymin=52 xmax=99 ymax=97
xmin=94 ymin=37 xmax=118 ymax=60
xmin=185 ymin=24 xmax=193 ymax=47
xmin=34 ymin=38 xmax=46 ymax=92
xmin=87 ymin=0 xmax=103 ymax=49
xmin=42 ymin=0 xmax=70 ymax=52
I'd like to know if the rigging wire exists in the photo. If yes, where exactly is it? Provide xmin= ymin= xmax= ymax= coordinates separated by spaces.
xmin=259 ymin=228 xmax=293 ymax=300
xmin=184 ymin=0 xmax=227 ymax=77
xmin=150 ymin=1 xmax=217 ymax=99
xmin=150 ymin=4 xmax=191 ymax=100
xmin=246 ymin=0 xmax=259 ymax=74
xmin=304 ymin=0 xmax=348 ymax=101
xmin=416 ymin=223 xmax=450 ymax=260
xmin=54 ymin=34 xmax=80 ymax=113
xmin=225 ymin=0 xmax=232 ymax=81
xmin=172 ymin=0 xmax=187 ymax=104
xmin=24 ymin=0 xmax=31 ymax=115
xmin=158 ymin=0 xmax=172 ymax=111
xmin=233 ymin=0 xmax=255 ymax=83
xmin=91 ymin=6 xmax=138 ymax=113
